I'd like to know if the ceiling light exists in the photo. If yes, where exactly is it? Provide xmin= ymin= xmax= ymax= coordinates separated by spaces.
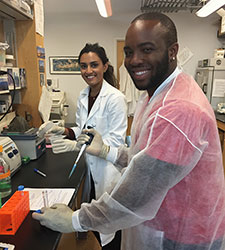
xmin=196 ymin=0 xmax=225 ymax=17
xmin=95 ymin=0 xmax=112 ymax=18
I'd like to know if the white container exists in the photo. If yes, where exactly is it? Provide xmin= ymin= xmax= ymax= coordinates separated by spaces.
xmin=5 ymin=55 xmax=14 ymax=67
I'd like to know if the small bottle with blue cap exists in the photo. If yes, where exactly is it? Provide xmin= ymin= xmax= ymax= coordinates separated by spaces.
xmin=18 ymin=185 xmax=24 ymax=196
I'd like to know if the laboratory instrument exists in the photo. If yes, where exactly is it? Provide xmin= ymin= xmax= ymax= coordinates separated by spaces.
xmin=49 ymin=91 xmax=68 ymax=127
xmin=68 ymin=132 xmax=94 ymax=179
xmin=195 ymin=58 xmax=225 ymax=110
xmin=0 ymin=136 xmax=21 ymax=175
xmin=1 ymin=128 xmax=46 ymax=160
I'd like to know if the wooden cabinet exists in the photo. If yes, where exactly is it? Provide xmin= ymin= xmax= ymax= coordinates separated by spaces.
xmin=0 ymin=2 xmax=44 ymax=127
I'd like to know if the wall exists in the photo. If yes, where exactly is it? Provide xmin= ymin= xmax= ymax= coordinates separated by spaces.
xmin=44 ymin=8 xmax=224 ymax=123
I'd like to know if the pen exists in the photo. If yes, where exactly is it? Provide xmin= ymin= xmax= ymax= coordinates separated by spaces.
xmin=34 ymin=168 xmax=47 ymax=177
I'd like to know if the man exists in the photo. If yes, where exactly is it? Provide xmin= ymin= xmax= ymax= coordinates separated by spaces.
xmin=33 ymin=13 xmax=225 ymax=250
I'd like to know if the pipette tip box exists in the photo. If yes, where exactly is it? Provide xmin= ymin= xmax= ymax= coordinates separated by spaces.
xmin=0 ymin=191 xmax=29 ymax=235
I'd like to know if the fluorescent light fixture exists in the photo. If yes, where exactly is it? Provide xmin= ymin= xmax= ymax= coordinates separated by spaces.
xmin=95 ymin=0 xmax=112 ymax=18
xmin=196 ymin=0 xmax=225 ymax=17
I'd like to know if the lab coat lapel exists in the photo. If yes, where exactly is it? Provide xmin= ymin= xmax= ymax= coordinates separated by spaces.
xmin=79 ymin=87 xmax=89 ymax=128
xmin=86 ymin=80 xmax=108 ymax=121
xmin=87 ymin=97 xmax=100 ymax=121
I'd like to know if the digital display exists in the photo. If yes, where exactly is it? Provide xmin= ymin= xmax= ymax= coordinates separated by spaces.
xmin=5 ymin=146 xmax=12 ymax=153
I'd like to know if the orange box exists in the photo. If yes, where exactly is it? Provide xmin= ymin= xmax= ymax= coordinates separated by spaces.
xmin=0 ymin=191 xmax=29 ymax=235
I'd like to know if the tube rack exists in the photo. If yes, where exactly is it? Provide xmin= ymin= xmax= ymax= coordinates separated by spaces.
xmin=0 ymin=191 xmax=29 ymax=235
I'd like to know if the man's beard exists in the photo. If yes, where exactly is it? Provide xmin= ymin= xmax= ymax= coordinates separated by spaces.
xmin=135 ymin=51 xmax=170 ymax=91
xmin=150 ymin=52 xmax=169 ymax=88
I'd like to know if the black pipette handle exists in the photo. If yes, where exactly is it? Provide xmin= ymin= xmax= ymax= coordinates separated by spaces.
xmin=85 ymin=126 xmax=94 ymax=145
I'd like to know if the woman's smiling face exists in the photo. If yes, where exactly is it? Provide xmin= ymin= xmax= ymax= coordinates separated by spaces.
xmin=79 ymin=52 xmax=108 ymax=88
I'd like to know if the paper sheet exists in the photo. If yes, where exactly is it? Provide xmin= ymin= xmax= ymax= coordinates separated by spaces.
xmin=34 ymin=0 xmax=44 ymax=36
xmin=212 ymin=79 xmax=225 ymax=97
xmin=24 ymin=188 xmax=75 ymax=210
xmin=177 ymin=46 xmax=193 ymax=66
xmin=38 ymin=86 xmax=52 ymax=122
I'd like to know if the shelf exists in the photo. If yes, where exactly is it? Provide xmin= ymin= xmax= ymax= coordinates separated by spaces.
xmin=9 ymin=86 xmax=21 ymax=90
xmin=0 ymin=0 xmax=33 ymax=20
xmin=0 ymin=90 xmax=9 ymax=94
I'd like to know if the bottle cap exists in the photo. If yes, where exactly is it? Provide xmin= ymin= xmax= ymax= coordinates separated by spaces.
xmin=18 ymin=185 xmax=24 ymax=191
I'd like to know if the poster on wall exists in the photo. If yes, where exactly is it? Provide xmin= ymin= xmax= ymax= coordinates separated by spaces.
xmin=49 ymin=56 xmax=80 ymax=74
xmin=37 ymin=46 xmax=45 ymax=59
xmin=39 ymin=60 xmax=45 ymax=73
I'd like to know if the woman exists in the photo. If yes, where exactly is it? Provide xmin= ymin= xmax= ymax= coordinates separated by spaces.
xmin=39 ymin=43 xmax=127 ymax=249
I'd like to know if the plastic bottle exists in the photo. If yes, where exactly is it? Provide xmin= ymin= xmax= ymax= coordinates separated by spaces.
xmin=0 ymin=145 xmax=12 ymax=198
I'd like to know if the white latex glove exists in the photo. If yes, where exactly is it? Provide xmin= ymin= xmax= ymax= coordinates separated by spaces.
xmin=48 ymin=125 xmax=65 ymax=135
xmin=38 ymin=121 xmax=54 ymax=137
xmin=38 ymin=121 xmax=65 ymax=137
xmin=77 ymin=129 xmax=104 ymax=157
xmin=51 ymin=138 xmax=79 ymax=154
xmin=32 ymin=204 xmax=75 ymax=233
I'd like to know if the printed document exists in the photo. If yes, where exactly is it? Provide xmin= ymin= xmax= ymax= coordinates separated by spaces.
xmin=24 ymin=188 xmax=75 ymax=210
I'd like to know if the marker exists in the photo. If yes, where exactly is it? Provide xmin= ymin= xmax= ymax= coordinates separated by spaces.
xmin=34 ymin=168 xmax=47 ymax=177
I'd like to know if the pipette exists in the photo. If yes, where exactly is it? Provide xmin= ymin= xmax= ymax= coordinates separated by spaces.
xmin=68 ymin=132 xmax=94 ymax=179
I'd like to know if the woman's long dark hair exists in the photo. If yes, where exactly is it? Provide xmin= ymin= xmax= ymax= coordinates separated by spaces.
xmin=78 ymin=43 xmax=118 ymax=88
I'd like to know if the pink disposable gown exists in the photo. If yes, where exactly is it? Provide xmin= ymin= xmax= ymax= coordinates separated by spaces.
xmin=74 ymin=71 xmax=225 ymax=250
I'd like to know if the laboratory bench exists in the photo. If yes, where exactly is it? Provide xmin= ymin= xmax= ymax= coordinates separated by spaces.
xmin=0 ymin=148 xmax=86 ymax=250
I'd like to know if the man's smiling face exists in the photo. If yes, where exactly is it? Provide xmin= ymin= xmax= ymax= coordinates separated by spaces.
xmin=124 ymin=20 xmax=170 ymax=95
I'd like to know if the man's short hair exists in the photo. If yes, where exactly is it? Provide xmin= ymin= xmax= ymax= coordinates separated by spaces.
xmin=132 ymin=12 xmax=177 ymax=48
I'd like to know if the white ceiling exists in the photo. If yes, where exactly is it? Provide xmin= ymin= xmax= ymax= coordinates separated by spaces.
xmin=43 ymin=0 xmax=142 ymax=15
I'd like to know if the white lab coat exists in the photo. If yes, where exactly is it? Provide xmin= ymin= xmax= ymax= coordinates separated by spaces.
xmin=71 ymin=80 xmax=127 ymax=246
xmin=119 ymin=63 xmax=141 ymax=117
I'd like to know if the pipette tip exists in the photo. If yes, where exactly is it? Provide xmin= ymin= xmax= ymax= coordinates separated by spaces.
xmin=68 ymin=163 xmax=77 ymax=179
